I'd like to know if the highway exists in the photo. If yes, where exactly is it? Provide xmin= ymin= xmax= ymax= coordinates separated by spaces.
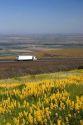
xmin=0 ymin=57 xmax=83 ymax=63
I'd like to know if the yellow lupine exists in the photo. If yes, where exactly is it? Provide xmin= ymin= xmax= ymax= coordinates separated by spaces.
xmin=80 ymin=120 xmax=83 ymax=125
xmin=0 ymin=74 xmax=83 ymax=124
xmin=27 ymin=113 xmax=33 ymax=125
xmin=57 ymin=120 xmax=62 ymax=125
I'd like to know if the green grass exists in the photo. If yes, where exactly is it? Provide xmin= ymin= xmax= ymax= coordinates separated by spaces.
xmin=66 ymin=84 xmax=83 ymax=100
xmin=0 ymin=69 xmax=83 ymax=84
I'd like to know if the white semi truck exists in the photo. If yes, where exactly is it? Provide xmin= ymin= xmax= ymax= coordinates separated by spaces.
xmin=16 ymin=55 xmax=37 ymax=61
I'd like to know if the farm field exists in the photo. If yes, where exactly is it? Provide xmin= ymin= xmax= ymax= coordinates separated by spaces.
xmin=0 ymin=70 xmax=83 ymax=125
xmin=0 ymin=48 xmax=83 ymax=60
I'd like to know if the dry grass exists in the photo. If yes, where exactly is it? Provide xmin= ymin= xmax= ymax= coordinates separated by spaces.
xmin=35 ymin=48 xmax=83 ymax=58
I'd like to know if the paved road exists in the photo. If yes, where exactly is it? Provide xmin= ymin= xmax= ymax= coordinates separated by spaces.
xmin=0 ymin=57 xmax=83 ymax=63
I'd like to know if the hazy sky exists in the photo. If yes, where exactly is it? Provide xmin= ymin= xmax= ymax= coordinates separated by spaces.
xmin=0 ymin=0 xmax=83 ymax=34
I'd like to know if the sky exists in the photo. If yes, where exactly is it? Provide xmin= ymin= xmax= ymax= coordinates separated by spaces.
xmin=0 ymin=0 xmax=83 ymax=34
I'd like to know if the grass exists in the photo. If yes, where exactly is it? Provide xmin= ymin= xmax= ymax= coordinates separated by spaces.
xmin=66 ymin=84 xmax=83 ymax=100
xmin=0 ymin=69 xmax=82 ymax=84
xmin=35 ymin=48 xmax=83 ymax=58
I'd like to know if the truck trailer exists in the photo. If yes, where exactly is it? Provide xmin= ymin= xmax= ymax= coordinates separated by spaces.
xmin=16 ymin=55 xmax=37 ymax=61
